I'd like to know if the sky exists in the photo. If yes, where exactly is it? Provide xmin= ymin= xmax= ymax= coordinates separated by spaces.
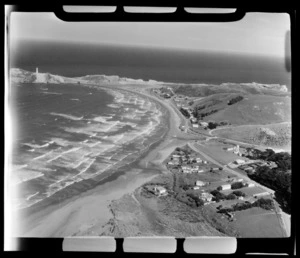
xmin=9 ymin=11 xmax=290 ymax=57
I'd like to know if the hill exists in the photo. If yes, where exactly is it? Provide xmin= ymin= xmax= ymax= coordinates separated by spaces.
xmin=9 ymin=68 xmax=162 ymax=85
xmin=192 ymin=93 xmax=291 ymax=125
xmin=212 ymin=122 xmax=291 ymax=152
xmin=172 ymin=83 xmax=289 ymax=98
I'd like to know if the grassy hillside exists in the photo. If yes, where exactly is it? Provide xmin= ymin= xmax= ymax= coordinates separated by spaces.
xmin=212 ymin=122 xmax=291 ymax=151
xmin=172 ymin=83 xmax=290 ymax=98
xmin=193 ymin=94 xmax=291 ymax=125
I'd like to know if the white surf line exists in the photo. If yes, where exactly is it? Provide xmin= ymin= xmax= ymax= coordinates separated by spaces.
xmin=32 ymin=150 xmax=54 ymax=161
xmin=26 ymin=191 xmax=39 ymax=201
xmin=73 ymin=158 xmax=96 ymax=177
xmin=50 ymin=112 xmax=84 ymax=121
xmin=46 ymin=147 xmax=82 ymax=163
xmin=72 ymin=157 xmax=90 ymax=169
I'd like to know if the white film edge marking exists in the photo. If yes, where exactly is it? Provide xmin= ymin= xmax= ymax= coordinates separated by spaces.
xmin=62 ymin=237 xmax=116 ymax=252
xmin=123 ymin=237 xmax=177 ymax=253
xmin=184 ymin=237 xmax=237 ymax=254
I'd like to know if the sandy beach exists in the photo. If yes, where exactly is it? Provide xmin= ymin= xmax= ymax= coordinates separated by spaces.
xmin=16 ymin=82 xmax=189 ymax=237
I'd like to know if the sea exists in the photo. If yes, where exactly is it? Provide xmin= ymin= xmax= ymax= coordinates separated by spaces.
xmin=10 ymin=82 xmax=168 ymax=210
xmin=9 ymin=39 xmax=291 ymax=210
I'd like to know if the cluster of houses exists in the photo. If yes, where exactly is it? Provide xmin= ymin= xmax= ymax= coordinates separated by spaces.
xmin=167 ymin=152 xmax=210 ymax=174
xmin=238 ymin=160 xmax=277 ymax=175
xmin=218 ymin=179 xmax=255 ymax=191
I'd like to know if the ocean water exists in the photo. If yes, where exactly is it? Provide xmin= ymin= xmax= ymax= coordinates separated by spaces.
xmin=10 ymin=83 xmax=168 ymax=209
xmin=10 ymin=40 xmax=291 ymax=90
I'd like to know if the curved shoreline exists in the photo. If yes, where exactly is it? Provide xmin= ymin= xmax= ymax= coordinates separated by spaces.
xmin=15 ymin=83 xmax=181 ymax=237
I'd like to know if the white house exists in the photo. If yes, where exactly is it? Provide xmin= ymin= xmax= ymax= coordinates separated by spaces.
xmin=192 ymin=124 xmax=199 ymax=128
xmin=235 ymin=159 xmax=245 ymax=165
xmin=190 ymin=117 xmax=197 ymax=123
xmin=193 ymin=186 xmax=200 ymax=190
xmin=219 ymin=184 xmax=231 ymax=190
xmin=199 ymin=192 xmax=213 ymax=203
xmin=154 ymin=186 xmax=167 ymax=196
xmin=253 ymin=192 xmax=270 ymax=197
xmin=196 ymin=180 xmax=206 ymax=186
xmin=245 ymin=182 xmax=255 ymax=188
xmin=203 ymin=160 xmax=208 ymax=164
xmin=199 ymin=122 xmax=209 ymax=127
xmin=197 ymin=169 xmax=204 ymax=173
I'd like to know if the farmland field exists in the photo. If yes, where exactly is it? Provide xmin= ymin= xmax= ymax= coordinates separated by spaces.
xmin=232 ymin=207 xmax=286 ymax=238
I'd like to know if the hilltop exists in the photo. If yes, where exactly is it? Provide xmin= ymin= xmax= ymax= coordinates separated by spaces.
xmin=9 ymin=68 xmax=162 ymax=85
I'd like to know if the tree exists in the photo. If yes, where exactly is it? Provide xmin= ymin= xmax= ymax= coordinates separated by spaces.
xmin=228 ymin=96 xmax=244 ymax=105
xmin=180 ymin=108 xmax=190 ymax=118
xmin=232 ymin=191 xmax=246 ymax=197
xmin=231 ymin=182 xmax=244 ymax=189
xmin=226 ymin=193 xmax=237 ymax=200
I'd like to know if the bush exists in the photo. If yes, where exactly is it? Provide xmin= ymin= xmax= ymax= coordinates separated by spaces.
xmin=253 ymin=198 xmax=274 ymax=210
xmin=228 ymin=96 xmax=244 ymax=105
xmin=232 ymin=191 xmax=246 ymax=197
xmin=226 ymin=193 xmax=237 ymax=200
xmin=180 ymin=108 xmax=190 ymax=118
xmin=231 ymin=182 xmax=244 ymax=189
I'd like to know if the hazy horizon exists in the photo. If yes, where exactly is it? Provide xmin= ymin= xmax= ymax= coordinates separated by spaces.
xmin=10 ymin=12 xmax=290 ymax=58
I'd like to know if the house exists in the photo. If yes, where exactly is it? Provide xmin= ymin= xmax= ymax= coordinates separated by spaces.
xmin=190 ymin=117 xmax=197 ymax=123
xmin=219 ymin=184 xmax=231 ymax=190
xmin=193 ymin=186 xmax=200 ymax=190
xmin=226 ymin=147 xmax=234 ymax=151
xmin=203 ymin=160 xmax=208 ymax=164
xmin=172 ymin=154 xmax=181 ymax=158
xmin=235 ymin=159 xmax=245 ymax=165
xmin=196 ymin=158 xmax=202 ymax=162
xmin=199 ymin=122 xmax=209 ymax=127
xmin=192 ymin=124 xmax=199 ymax=128
xmin=245 ymin=182 xmax=255 ymax=188
xmin=253 ymin=192 xmax=270 ymax=197
xmin=235 ymin=178 xmax=244 ymax=182
xmin=154 ymin=186 xmax=167 ymax=196
xmin=196 ymin=180 xmax=206 ymax=186
xmin=199 ymin=192 xmax=214 ymax=203
xmin=167 ymin=161 xmax=175 ymax=165
xmin=197 ymin=169 xmax=204 ymax=173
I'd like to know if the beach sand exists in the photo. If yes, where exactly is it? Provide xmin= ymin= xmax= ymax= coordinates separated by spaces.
xmin=15 ymin=83 xmax=191 ymax=237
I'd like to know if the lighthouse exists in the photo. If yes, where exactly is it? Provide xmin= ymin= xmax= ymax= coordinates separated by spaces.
xmin=36 ymin=67 xmax=39 ymax=76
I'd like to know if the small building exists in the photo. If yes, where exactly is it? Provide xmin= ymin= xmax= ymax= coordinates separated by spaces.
xmin=197 ymin=169 xmax=204 ymax=173
xmin=203 ymin=160 xmax=208 ymax=164
xmin=253 ymin=192 xmax=270 ymax=198
xmin=226 ymin=147 xmax=234 ymax=151
xmin=235 ymin=178 xmax=244 ymax=182
xmin=190 ymin=117 xmax=197 ymax=123
xmin=245 ymin=182 xmax=255 ymax=188
xmin=199 ymin=122 xmax=209 ymax=127
xmin=199 ymin=192 xmax=214 ymax=203
xmin=193 ymin=186 xmax=200 ymax=190
xmin=235 ymin=159 xmax=245 ymax=165
xmin=196 ymin=180 xmax=206 ymax=186
xmin=172 ymin=154 xmax=181 ymax=158
xmin=238 ymin=196 xmax=244 ymax=200
xmin=219 ymin=184 xmax=231 ymax=190
xmin=154 ymin=186 xmax=167 ymax=196
xmin=196 ymin=158 xmax=202 ymax=162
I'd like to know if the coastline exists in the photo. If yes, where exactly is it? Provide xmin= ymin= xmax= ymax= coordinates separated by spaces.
xmin=15 ymin=82 xmax=182 ymax=237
